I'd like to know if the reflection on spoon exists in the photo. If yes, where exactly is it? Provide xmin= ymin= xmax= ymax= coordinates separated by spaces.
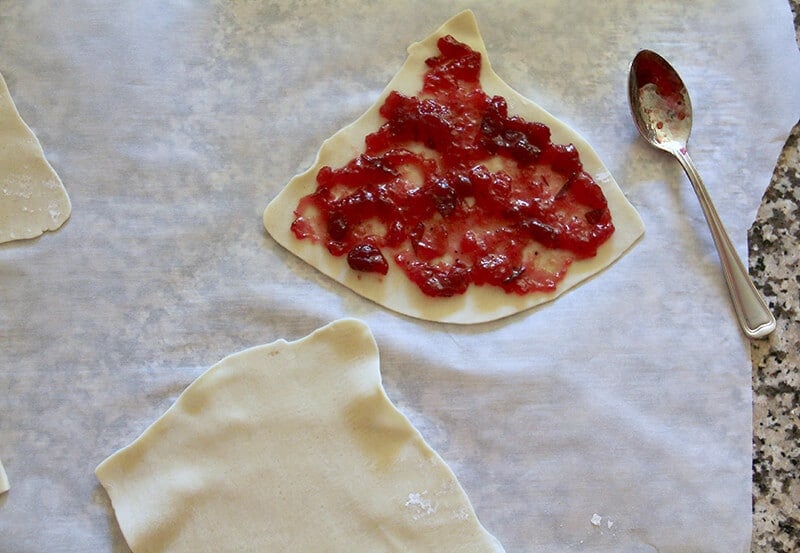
xmin=628 ymin=49 xmax=776 ymax=339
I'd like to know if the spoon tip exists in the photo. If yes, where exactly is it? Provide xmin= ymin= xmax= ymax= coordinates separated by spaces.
xmin=628 ymin=48 xmax=692 ymax=150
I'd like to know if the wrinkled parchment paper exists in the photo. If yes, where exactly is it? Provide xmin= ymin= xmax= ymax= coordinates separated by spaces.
xmin=1 ymin=1 xmax=799 ymax=552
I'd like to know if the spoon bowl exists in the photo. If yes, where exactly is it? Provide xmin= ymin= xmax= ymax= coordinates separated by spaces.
xmin=629 ymin=50 xmax=693 ymax=154
xmin=628 ymin=50 xmax=776 ymax=339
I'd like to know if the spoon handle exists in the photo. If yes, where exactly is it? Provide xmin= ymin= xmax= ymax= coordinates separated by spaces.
xmin=674 ymin=148 xmax=776 ymax=339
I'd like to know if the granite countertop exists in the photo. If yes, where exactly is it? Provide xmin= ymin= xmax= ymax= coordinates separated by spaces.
xmin=748 ymin=2 xmax=800 ymax=551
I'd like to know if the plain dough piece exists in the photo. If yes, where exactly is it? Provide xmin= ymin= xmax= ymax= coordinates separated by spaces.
xmin=263 ymin=10 xmax=644 ymax=324
xmin=0 ymin=71 xmax=71 ymax=244
xmin=96 ymin=319 xmax=505 ymax=553
xmin=0 ymin=460 xmax=8 ymax=494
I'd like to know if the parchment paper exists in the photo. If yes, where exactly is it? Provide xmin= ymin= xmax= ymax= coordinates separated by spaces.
xmin=1 ymin=1 xmax=799 ymax=552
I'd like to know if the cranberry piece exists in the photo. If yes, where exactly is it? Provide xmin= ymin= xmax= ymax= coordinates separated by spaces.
xmin=316 ymin=165 xmax=335 ymax=189
xmin=565 ymin=171 xmax=608 ymax=210
xmin=521 ymin=219 xmax=560 ymax=248
xmin=327 ymin=240 xmax=348 ymax=257
xmin=378 ymin=93 xmax=456 ymax=152
xmin=468 ymin=168 xmax=511 ymax=216
xmin=409 ymin=223 xmax=448 ymax=262
xmin=432 ymin=35 xmax=476 ymax=65
xmin=290 ymin=217 xmax=315 ymax=240
xmin=326 ymin=211 xmax=349 ymax=241
xmin=472 ymin=253 xmax=516 ymax=286
xmin=319 ymin=154 xmax=399 ymax=191
xmin=383 ymin=220 xmax=406 ymax=247
xmin=347 ymin=243 xmax=389 ymax=275
xmin=397 ymin=254 xmax=470 ymax=297
xmin=421 ymin=261 xmax=471 ymax=297
xmin=424 ymin=35 xmax=481 ymax=87
xmin=480 ymin=96 xmax=550 ymax=165
xmin=446 ymin=172 xmax=474 ymax=197
xmin=585 ymin=208 xmax=609 ymax=225
xmin=427 ymin=178 xmax=458 ymax=217
xmin=546 ymin=144 xmax=582 ymax=177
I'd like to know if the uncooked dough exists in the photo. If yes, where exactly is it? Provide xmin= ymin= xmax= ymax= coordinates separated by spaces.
xmin=263 ymin=10 xmax=644 ymax=324
xmin=96 ymin=319 xmax=505 ymax=553
xmin=0 ymin=459 xmax=8 ymax=494
xmin=0 ymin=71 xmax=71 ymax=244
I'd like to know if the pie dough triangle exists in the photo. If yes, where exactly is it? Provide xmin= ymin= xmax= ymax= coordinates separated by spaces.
xmin=0 ymin=71 xmax=71 ymax=244
xmin=264 ymin=10 xmax=644 ymax=323
xmin=96 ymin=319 xmax=505 ymax=553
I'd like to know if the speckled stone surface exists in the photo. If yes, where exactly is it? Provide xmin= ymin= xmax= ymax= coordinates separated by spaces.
xmin=748 ymin=2 xmax=800 ymax=551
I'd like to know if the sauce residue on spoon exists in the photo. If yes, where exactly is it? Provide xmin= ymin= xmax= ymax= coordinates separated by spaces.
xmin=632 ymin=51 xmax=691 ymax=148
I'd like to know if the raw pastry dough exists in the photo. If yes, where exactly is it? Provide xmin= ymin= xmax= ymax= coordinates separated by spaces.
xmin=0 ymin=71 xmax=71 ymax=244
xmin=0 ymin=459 xmax=8 ymax=494
xmin=96 ymin=319 xmax=504 ymax=553
xmin=263 ymin=10 xmax=644 ymax=324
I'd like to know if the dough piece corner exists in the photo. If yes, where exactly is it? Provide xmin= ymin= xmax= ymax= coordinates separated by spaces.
xmin=0 ymin=459 xmax=9 ymax=494
xmin=0 ymin=71 xmax=71 ymax=244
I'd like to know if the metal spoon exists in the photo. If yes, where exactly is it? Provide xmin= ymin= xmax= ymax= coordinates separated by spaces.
xmin=628 ymin=49 xmax=776 ymax=339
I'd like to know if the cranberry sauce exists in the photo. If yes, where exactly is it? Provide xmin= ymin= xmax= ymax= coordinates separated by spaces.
xmin=633 ymin=50 xmax=684 ymax=99
xmin=291 ymin=35 xmax=614 ymax=297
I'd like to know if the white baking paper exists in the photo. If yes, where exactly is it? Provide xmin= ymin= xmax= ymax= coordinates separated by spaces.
xmin=1 ymin=1 xmax=798 ymax=552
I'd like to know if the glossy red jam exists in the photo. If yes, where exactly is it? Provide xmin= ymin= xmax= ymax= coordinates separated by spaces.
xmin=633 ymin=50 xmax=688 ymax=121
xmin=633 ymin=51 xmax=683 ymax=99
xmin=291 ymin=35 xmax=614 ymax=297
